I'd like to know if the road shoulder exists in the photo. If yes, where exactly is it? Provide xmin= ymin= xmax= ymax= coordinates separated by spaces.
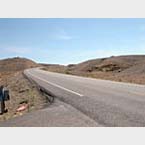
xmin=0 ymin=99 xmax=100 ymax=127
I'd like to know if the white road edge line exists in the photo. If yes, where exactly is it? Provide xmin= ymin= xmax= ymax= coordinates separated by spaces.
xmin=26 ymin=71 xmax=84 ymax=97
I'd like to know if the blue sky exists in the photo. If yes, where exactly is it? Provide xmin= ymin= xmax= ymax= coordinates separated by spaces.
xmin=0 ymin=18 xmax=145 ymax=64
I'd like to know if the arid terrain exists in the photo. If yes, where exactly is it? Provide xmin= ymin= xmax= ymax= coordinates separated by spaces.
xmin=42 ymin=55 xmax=145 ymax=85
xmin=1 ymin=55 xmax=145 ymax=122
xmin=0 ymin=57 xmax=48 ymax=122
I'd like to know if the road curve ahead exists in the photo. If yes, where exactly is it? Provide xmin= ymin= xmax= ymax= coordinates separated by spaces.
xmin=24 ymin=68 xmax=145 ymax=127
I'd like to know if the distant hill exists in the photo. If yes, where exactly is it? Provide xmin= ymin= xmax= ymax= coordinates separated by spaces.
xmin=1 ymin=55 xmax=145 ymax=84
xmin=40 ymin=63 xmax=67 ymax=73
xmin=0 ymin=57 xmax=38 ymax=72
xmin=42 ymin=55 xmax=145 ymax=84
xmin=70 ymin=55 xmax=145 ymax=73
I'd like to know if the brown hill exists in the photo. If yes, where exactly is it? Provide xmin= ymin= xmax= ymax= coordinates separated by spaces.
xmin=40 ymin=64 xmax=66 ymax=73
xmin=0 ymin=57 xmax=47 ymax=122
xmin=68 ymin=55 xmax=145 ymax=84
xmin=42 ymin=55 xmax=145 ymax=85
xmin=70 ymin=55 xmax=145 ymax=73
xmin=0 ymin=57 xmax=38 ymax=72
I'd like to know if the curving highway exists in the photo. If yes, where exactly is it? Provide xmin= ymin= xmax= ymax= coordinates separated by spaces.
xmin=23 ymin=68 xmax=145 ymax=127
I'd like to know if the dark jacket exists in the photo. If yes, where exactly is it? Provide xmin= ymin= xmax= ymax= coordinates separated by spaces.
xmin=0 ymin=87 xmax=4 ymax=102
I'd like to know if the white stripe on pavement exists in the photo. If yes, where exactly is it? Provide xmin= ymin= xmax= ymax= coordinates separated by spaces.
xmin=26 ymin=71 xmax=84 ymax=97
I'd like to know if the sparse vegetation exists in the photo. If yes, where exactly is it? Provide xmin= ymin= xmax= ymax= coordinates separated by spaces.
xmin=0 ymin=58 xmax=48 ymax=122
xmin=42 ymin=55 xmax=145 ymax=85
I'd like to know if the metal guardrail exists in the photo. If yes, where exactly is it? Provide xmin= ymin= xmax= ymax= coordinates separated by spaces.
xmin=23 ymin=72 xmax=54 ymax=103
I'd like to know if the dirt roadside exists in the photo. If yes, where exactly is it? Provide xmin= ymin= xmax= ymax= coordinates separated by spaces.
xmin=0 ymin=71 xmax=49 ymax=122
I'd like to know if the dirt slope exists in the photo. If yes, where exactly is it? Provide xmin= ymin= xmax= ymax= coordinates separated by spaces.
xmin=0 ymin=57 xmax=38 ymax=72
xmin=0 ymin=57 xmax=47 ymax=122
xmin=42 ymin=55 xmax=145 ymax=85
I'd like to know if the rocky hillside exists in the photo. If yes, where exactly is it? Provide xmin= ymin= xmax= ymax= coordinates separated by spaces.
xmin=0 ymin=57 xmax=38 ymax=72
xmin=43 ymin=55 xmax=145 ymax=85
xmin=70 ymin=55 xmax=144 ymax=73
xmin=0 ymin=57 xmax=47 ymax=122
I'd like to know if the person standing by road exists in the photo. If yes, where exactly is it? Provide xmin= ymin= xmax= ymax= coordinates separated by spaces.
xmin=0 ymin=85 xmax=8 ymax=115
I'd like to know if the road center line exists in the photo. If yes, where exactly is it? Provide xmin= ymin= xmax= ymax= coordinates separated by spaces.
xmin=26 ymin=71 xmax=84 ymax=97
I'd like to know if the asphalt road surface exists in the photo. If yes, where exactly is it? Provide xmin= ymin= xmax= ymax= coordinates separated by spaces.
xmin=22 ymin=68 xmax=145 ymax=127
xmin=0 ymin=99 xmax=99 ymax=127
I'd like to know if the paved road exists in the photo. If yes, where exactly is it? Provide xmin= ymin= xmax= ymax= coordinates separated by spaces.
xmin=0 ymin=99 xmax=99 ymax=127
xmin=24 ymin=68 xmax=145 ymax=127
